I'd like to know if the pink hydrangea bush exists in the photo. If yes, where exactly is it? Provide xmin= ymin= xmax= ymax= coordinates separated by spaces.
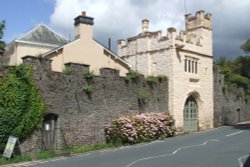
xmin=105 ymin=112 xmax=175 ymax=144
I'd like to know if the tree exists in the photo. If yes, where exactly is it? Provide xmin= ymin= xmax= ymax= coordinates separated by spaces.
xmin=232 ymin=56 xmax=250 ymax=78
xmin=0 ymin=20 xmax=6 ymax=53
xmin=241 ymin=39 xmax=250 ymax=53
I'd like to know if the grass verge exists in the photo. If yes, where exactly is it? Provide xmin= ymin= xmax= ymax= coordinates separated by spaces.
xmin=0 ymin=143 xmax=120 ymax=166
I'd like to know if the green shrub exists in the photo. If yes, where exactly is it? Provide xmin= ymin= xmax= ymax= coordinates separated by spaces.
xmin=83 ymin=71 xmax=95 ymax=80
xmin=137 ymin=90 xmax=150 ymax=101
xmin=0 ymin=65 xmax=45 ymax=152
xmin=63 ymin=66 xmax=73 ymax=74
xmin=146 ymin=76 xmax=157 ymax=84
xmin=157 ymin=75 xmax=168 ymax=82
xmin=125 ymin=71 xmax=140 ymax=81
xmin=83 ymin=84 xmax=94 ymax=94
xmin=226 ymin=73 xmax=250 ymax=90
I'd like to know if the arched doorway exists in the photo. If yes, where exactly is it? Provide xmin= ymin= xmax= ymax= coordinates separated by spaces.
xmin=43 ymin=113 xmax=58 ymax=151
xmin=183 ymin=96 xmax=198 ymax=132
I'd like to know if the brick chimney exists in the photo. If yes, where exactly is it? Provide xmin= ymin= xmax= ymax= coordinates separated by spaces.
xmin=74 ymin=11 xmax=94 ymax=39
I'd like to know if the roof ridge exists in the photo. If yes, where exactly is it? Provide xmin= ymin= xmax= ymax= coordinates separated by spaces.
xmin=16 ymin=23 xmax=43 ymax=40
xmin=40 ymin=23 xmax=68 ymax=41
xmin=17 ymin=23 xmax=68 ymax=42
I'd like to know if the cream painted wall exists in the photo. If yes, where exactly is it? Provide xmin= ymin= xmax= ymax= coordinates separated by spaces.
xmin=6 ymin=43 xmax=53 ymax=65
xmin=50 ymin=24 xmax=129 ymax=76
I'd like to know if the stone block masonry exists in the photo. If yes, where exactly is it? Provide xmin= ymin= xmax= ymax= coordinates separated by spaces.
xmin=118 ymin=10 xmax=214 ymax=131
xmin=213 ymin=67 xmax=250 ymax=126
xmin=19 ymin=56 xmax=168 ymax=152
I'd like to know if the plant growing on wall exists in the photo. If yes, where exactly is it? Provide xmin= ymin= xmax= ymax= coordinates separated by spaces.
xmin=0 ymin=65 xmax=45 ymax=152
xmin=137 ymin=90 xmax=150 ymax=102
xmin=83 ymin=71 xmax=95 ymax=80
xmin=83 ymin=84 xmax=94 ymax=94
xmin=146 ymin=75 xmax=157 ymax=84
xmin=125 ymin=70 xmax=140 ymax=81
xmin=63 ymin=66 xmax=73 ymax=74
xmin=157 ymin=75 xmax=168 ymax=82
xmin=137 ymin=89 xmax=150 ymax=108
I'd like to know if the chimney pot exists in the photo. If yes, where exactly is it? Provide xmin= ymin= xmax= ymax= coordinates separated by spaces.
xmin=142 ymin=19 xmax=149 ymax=33
xmin=82 ymin=11 xmax=86 ymax=16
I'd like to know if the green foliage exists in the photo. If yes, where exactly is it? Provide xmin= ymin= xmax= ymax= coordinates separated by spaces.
xmin=0 ymin=65 xmax=45 ymax=152
xmin=70 ymin=143 xmax=117 ymax=154
xmin=125 ymin=70 xmax=140 ymax=81
xmin=63 ymin=66 xmax=73 ymax=74
xmin=83 ymin=70 xmax=95 ymax=80
xmin=137 ymin=90 xmax=150 ymax=101
xmin=35 ymin=151 xmax=57 ymax=160
xmin=225 ymin=73 xmax=250 ymax=90
xmin=0 ymin=151 xmax=57 ymax=165
xmin=157 ymin=75 xmax=168 ymax=82
xmin=214 ymin=56 xmax=227 ymax=67
xmin=215 ymin=55 xmax=250 ymax=102
xmin=0 ymin=154 xmax=31 ymax=165
xmin=232 ymin=56 xmax=250 ymax=79
xmin=241 ymin=39 xmax=250 ymax=53
xmin=0 ymin=20 xmax=5 ymax=53
xmin=83 ymin=84 xmax=94 ymax=94
xmin=146 ymin=75 xmax=157 ymax=84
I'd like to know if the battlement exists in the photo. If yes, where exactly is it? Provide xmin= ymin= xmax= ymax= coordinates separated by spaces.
xmin=185 ymin=10 xmax=212 ymax=31
xmin=118 ymin=10 xmax=212 ymax=59
xmin=118 ymin=27 xmax=204 ymax=57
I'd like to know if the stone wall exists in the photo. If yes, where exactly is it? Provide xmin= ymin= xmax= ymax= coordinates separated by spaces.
xmin=20 ymin=56 xmax=168 ymax=152
xmin=214 ymin=67 xmax=250 ymax=126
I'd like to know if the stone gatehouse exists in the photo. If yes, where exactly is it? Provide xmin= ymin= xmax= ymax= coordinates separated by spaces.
xmin=118 ymin=10 xmax=214 ymax=131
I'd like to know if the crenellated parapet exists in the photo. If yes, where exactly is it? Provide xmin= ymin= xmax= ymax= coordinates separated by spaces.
xmin=185 ymin=10 xmax=212 ymax=31
xmin=118 ymin=10 xmax=213 ymax=62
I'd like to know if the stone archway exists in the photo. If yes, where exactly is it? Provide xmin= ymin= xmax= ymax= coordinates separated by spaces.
xmin=183 ymin=96 xmax=198 ymax=132
xmin=43 ymin=113 xmax=58 ymax=151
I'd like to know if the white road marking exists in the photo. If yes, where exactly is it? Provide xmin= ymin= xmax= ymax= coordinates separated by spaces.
xmin=238 ymin=154 xmax=249 ymax=167
xmin=19 ymin=157 xmax=67 ymax=167
xmin=124 ymin=139 xmax=219 ymax=167
xmin=226 ymin=131 xmax=244 ymax=137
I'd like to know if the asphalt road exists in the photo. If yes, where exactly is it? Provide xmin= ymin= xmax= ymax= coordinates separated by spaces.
xmin=19 ymin=125 xmax=250 ymax=167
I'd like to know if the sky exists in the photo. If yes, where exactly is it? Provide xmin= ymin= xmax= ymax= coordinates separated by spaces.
xmin=1 ymin=0 xmax=250 ymax=59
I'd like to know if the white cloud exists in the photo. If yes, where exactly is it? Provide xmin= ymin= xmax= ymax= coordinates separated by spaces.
xmin=49 ymin=0 xmax=250 ymax=57
xmin=50 ymin=0 xmax=185 ymax=47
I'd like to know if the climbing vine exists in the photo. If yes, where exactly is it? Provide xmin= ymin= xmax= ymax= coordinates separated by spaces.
xmin=0 ymin=65 xmax=45 ymax=152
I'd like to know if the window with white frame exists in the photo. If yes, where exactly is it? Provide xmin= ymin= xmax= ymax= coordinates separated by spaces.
xmin=184 ymin=57 xmax=198 ymax=74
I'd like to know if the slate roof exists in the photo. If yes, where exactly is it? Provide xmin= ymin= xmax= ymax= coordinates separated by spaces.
xmin=16 ymin=23 xmax=68 ymax=46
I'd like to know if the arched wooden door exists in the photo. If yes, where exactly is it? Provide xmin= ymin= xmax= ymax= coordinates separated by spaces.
xmin=183 ymin=96 xmax=198 ymax=132
xmin=43 ymin=113 xmax=58 ymax=151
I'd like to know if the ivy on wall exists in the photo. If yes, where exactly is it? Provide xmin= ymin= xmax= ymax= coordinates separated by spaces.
xmin=0 ymin=65 xmax=45 ymax=152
